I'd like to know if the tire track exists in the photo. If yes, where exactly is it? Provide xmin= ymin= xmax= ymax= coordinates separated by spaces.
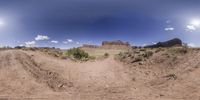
xmin=12 ymin=51 xmax=73 ymax=92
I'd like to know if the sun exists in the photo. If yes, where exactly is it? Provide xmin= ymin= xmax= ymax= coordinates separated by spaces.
xmin=190 ymin=19 xmax=200 ymax=27
xmin=0 ymin=20 xmax=4 ymax=27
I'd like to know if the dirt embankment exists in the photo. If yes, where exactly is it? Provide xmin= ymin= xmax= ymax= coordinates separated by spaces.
xmin=0 ymin=50 xmax=133 ymax=100
xmin=117 ymin=47 xmax=200 ymax=100
xmin=0 ymin=50 xmax=74 ymax=99
xmin=1 ymin=48 xmax=200 ymax=100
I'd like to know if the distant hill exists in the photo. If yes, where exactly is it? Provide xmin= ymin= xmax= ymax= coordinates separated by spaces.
xmin=145 ymin=38 xmax=182 ymax=48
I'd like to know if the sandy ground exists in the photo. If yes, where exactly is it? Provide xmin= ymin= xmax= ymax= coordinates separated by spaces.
xmin=0 ymin=49 xmax=200 ymax=100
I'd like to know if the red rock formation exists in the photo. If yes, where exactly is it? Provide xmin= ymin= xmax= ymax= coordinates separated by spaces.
xmin=102 ymin=40 xmax=130 ymax=46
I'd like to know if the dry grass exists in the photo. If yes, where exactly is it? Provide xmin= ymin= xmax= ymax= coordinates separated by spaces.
xmin=81 ymin=47 xmax=127 ymax=58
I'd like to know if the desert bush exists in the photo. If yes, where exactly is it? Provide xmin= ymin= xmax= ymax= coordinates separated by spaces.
xmin=28 ymin=47 xmax=37 ymax=51
xmin=66 ymin=48 xmax=89 ymax=60
xmin=104 ymin=53 xmax=109 ymax=57
xmin=89 ymin=56 xmax=96 ymax=60
xmin=143 ymin=51 xmax=153 ymax=58
xmin=155 ymin=47 xmax=163 ymax=53
xmin=171 ymin=47 xmax=188 ymax=54
xmin=118 ymin=52 xmax=123 ymax=56
xmin=140 ymin=48 xmax=146 ymax=51
xmin=131 ymin=56 xmax=142 ymax=63
xmin=164 ymin=74 xmax=177 ymax=80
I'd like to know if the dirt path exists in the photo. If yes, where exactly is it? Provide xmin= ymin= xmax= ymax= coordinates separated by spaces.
xmin=0 ymin=50 xmax=134 ymax=100
xmin=1 ymin=49 xmax=200 ymax=100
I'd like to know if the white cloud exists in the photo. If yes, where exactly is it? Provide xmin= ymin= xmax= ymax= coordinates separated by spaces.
xmin=188 ymin=43 xmax=196 ymax=47
xmin=67 ymin=39 xmax=73 ymax=43
xmin=166 ymin=20 xmax=171 ymax=24
xmin=142 ymin=44 xmax=147 ymax=47
xmin=19 ymin=44 xmax=24 ymax=46
xmin=152 ymin=42 xmax=156 ymax=44
xmin=51 ymin=40 xmax=58 ymax=44
xmin=63 ymin=41 xmax=68 ymax=44
xmin=164 ymin=27 xmax=174 ymax=31
xmin=190 ymin=19 xmax=200 ymax=27
xmin=35 ymin=35 xmax=50 ymax=41
xmin=63 ymin=39 xmax=73 ymax=44
xmin=76 ymin=42 xmax=80 ymax=44
xmin=25 ymin=41 xmax=36 ymax=47
xmin=186 ymin=25 xmax=196 ymax=31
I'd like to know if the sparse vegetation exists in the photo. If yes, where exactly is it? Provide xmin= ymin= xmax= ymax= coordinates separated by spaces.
xmin=131 ymin=56 xmax=142 ymax=63
xmin=143 ymin=51 xmax=153 ymax=58
xmin=117 ymin=48 xmax=154 ymax=64
xmin=170 ymin=47 xmax=188 ymax=54
xmin=66 ymin=48 xmax=89 ymax=61
xmin=104 ymin=53 xmax=109 ymax=58
xmin=155 ymin=47 xmax=163 ymax=53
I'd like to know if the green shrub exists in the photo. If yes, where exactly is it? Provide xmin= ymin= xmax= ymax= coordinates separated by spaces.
xmin=66 ymin=48 xmax=89 ymax=60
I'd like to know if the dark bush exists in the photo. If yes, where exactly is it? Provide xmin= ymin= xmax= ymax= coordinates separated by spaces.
xmin=104 ymin=53 xmax=109 ymax=58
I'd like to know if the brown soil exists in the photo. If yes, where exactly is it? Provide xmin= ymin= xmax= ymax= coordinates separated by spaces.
xmin=0 ymin=48 xmax=200 ymax=100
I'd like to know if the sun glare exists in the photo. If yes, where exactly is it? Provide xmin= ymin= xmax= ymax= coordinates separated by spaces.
xmin=191 ymin=19 xmax=200 ymax=27
xmin=0 ymin=20 xmax=4 ymax=27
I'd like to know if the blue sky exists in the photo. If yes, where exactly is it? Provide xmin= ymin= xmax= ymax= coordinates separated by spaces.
xmin=0 ymin=0 xmax=200 ymax=48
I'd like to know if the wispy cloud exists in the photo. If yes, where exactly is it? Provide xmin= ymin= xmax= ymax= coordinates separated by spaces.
xmin=63 ymin=41 xmax=68 ymax=44
xmin=67 ymin=39 xmax=73 ymax=43
xmin=188 ymin=43 xmax=196 ymax=47
xmin=51 ymin=40 xmax=58 ymax=43
xmin=166 ymin=20 xmax=171 ymax=24
xmin=63 ymin=39 xmax=73 ymax=44
xmin=25 ymin=41 xmax=36 ymax=47
xmin=164 ymin=27 xmax=174 ymax=31
xmin=76 ymin=42 xmax=80 ymax=45
xmin=35 ymin=35 xmax=50 ymax=41
xmin=186 ymin=25 xmax=196 ymax=31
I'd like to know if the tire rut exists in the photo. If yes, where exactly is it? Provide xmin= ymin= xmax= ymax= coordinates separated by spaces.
xmin=12 ymin=51 xmax=73 ymax=92
xmin=0 ymin=52 xmax=11 ymax=69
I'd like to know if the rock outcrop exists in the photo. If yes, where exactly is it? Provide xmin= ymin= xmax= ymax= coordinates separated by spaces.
xmin=82 ymin=44 xmax=99 ymax=48
xmin=145 ymin=38 xmax=182 ymax=48
xmin=102 ymin=40 xmax=130 ymax=46
xmin=101 ymin=40 xmax=131 ymax=49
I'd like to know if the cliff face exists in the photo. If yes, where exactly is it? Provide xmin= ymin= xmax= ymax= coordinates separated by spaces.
xmin=82 ymin=44 xmax=99 ymax=48
xmin=101 ymin=40 xmax=131 ymax=49
xmin=102 ymin=40 xmax=130 ymax=46
xmin=145 ymin=38 xmax=182 ymax=48
xmin=81 ymin=40 xmax=131 ymax=49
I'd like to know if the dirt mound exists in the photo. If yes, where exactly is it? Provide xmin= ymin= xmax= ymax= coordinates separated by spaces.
xmin=117 ymin=47 xmax=200 ymax=99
